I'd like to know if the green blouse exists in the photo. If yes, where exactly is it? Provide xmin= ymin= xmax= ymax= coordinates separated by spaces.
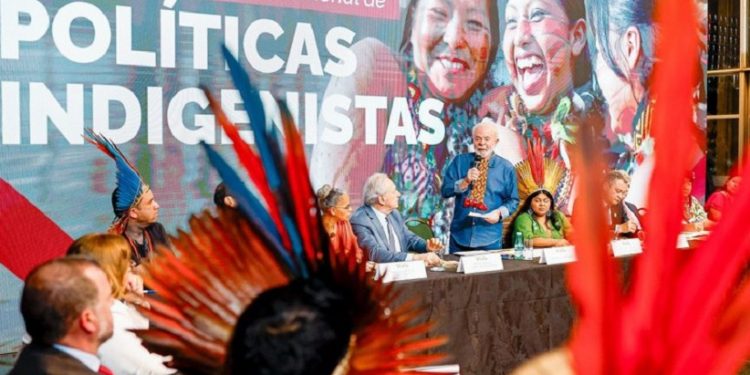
xmin=512 ymin=211 xmax=570 ymax=241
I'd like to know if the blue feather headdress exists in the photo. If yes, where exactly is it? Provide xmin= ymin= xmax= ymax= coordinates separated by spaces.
xmin=84 ymin=129 xmax=149 ymax=233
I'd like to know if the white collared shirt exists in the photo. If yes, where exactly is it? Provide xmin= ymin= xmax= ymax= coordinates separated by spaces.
xmin=99 ymin=300 xmax=176 ymax=374
xmin=53 ymin=344 xmax=101 ymax=373
xmin=372 ymin=208 xmax=402 ymax=254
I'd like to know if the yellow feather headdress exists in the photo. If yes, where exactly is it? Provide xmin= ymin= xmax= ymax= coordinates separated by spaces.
xmin=514 ymin=136 xmax=572 ymax=204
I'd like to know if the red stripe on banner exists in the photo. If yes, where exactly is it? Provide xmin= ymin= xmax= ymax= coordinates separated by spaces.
xmin=0 ymin=179 xmax=72 ymax=280
xmin=214 ymin=0 xmax=399 ymax=20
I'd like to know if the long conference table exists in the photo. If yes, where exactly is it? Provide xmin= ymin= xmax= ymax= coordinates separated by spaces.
xmin=394 ymin=258 xmax=576 ymax=375
xmin=394 ymin=236 xmax=700 ymax=374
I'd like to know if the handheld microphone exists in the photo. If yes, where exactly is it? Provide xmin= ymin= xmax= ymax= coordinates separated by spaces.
xmin=471 ymin=153 xmax=482 ymax=168
xmin=467 ymin=154 xmax=483 ymax=189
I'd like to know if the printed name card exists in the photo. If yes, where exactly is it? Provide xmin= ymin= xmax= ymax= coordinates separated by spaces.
xmin=375 ymin=261 xmax=427 ymax=283
xmin=611 ymin=238 xmax=643 ymax=257
xmin=676 ymin=233 xmax=691 ymax=249
xmin=457 ymin=253 xmax=504 ymax=274
xmin=539 ymin=246 xmax=576 ymax=265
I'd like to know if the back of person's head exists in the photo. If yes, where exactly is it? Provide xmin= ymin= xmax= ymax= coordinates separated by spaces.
xmin=214 ymin=182 xmax=239 ymax=209
xmin=214 ymin=183 xmax=229 ymax=207
xmin=21 ymin=257 xmax=101 ymax=345
xmin=316 ymin=185 xmax=344 ymax=211
xmin=67 ymin=233 xmax=131 ymax=299
xmin=226 ymin=278 xmax=354 ymax=375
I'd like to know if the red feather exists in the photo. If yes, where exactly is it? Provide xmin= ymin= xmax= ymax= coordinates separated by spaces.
xmin=565 ymin=1 xmax=750 ymax=374
xmin=278 ymin=103 xmax=321 ymax=265
xmin=527 ymin=135 xmax=545 ymax=187
xmin=201 ymin=88 xmax=291 ymax=249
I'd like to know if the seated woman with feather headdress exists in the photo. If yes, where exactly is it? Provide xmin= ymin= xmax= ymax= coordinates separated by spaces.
xmin=505 ymin=189 xmax=572 ymax=248
xmin=504 ymin=139 xmax=573 ymax=248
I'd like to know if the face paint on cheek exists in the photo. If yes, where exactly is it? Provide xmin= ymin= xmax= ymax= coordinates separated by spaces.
xmin=476 ymin=33 xmax=490 ymax=61
xmin=542 ymin=38 xmax=570 ymax=78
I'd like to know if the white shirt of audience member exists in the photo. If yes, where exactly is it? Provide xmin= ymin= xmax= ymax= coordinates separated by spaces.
xmin=98 ymin=300 xmax=176 ymax=375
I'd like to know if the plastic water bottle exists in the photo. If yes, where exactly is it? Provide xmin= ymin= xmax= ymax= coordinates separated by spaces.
xmin=513 ymin=231 xmax=524 ymax=260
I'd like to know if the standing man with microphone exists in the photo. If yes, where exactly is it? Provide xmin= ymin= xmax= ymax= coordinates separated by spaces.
xmin=442 ymin=120 xmax=519 ymax=253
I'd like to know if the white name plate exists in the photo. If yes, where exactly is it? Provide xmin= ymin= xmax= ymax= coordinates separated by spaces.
xmin=540 ymin=246 xmax=576 ymax=265
xmin=676 ymin=233 xmax=691 ymax=249
xmin=457 ymin=253 xmax=504 ymax=274
xmin=375 ymin=261 xmax=427 ymax=283
xmin=611 ymin=238 xmax=643 ymax=257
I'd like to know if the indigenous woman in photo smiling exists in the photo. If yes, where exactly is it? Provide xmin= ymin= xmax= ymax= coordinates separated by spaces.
xmin=311 ymin=0 xmax=501 ymax=239
xmin=480 ymin=0 xmax=598 ymax=211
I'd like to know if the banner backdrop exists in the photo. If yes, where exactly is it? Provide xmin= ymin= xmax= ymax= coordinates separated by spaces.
xmin=0 ymin=0 xmax=706 ymax=353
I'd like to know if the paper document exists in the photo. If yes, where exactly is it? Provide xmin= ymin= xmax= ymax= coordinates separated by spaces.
xmin=455 ymin=249 xmax=503 ymax=256
xmin=410 ymin=365 xmax=460 ymax=373
xmin=468 ymin=211 xmax=492 ymax=219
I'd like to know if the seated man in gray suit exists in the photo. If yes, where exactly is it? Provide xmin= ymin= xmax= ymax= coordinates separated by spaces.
xmin=350 ymin=173 xmax=443 ymax=265
xmin=11 ymin=257 xmax=114 ymax=375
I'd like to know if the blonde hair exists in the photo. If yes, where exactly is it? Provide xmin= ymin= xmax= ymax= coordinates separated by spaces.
xmin=66 ymin=233 xmax=131 ymax=299
xmin=606 ymin=169 xmax=631 ymax=186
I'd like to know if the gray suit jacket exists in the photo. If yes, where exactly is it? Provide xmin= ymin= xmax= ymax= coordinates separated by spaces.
xmin=350 ymin=206 xmax=427 ymax=263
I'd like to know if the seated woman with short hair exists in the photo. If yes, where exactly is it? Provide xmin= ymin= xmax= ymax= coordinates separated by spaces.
xmin=316 ymin=184 xmax=364 ymax=262
xmin=505 ymin=189 xmax=572 ymax=248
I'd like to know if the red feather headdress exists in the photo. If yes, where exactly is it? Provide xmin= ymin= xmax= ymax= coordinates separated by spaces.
xmin=134 ymin=47 xmax=448 ymax=374
xmin=562 ymin=0 xmax=750 ymax=374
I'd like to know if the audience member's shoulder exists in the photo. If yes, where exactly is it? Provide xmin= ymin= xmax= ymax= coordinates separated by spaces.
xmin=390 ymin=209 xmax=404 ymax=220
xmin=624 ymin=201 xmax=640 ymax=211
xmin=11 ymin=344 xmax=96 ymax=375
xmin=349 ymin=205 xmax=369 ymax=223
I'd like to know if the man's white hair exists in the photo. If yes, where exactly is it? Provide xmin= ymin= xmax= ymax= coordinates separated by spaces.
xmin=362 ymin=173 xmax=392 ymax=206
xmin=471 ymin=118 xmax=500 ymax=140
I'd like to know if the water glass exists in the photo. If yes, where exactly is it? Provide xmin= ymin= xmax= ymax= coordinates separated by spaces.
xmin=430 ymin=245 xmax=446 ymax=272
xmin=523 ymin=239 xmax=534 ymax=260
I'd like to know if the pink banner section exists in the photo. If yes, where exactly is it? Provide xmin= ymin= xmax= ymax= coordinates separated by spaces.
xmin=215 ymin=0 xmax=399 ymax=20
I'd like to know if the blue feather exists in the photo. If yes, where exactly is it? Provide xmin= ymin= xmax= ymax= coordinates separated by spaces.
xmin=221 ymin=45 xmax=281 ymax=190
xmin=200 ymin=142 xmax=298 ymax=275
xmin=254 ymin=102 xmax=310 ymax=277
xmin=84 ymin=129 xmax=145 ymax=214
xmin=281 ymin=215 xmax=308 ymax=279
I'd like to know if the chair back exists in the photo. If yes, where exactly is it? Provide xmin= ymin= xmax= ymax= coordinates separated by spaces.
xmin=405 ymin=218 xmax=434 ymax=240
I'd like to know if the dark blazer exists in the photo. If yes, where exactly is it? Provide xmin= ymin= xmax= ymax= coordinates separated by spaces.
xmin=608 ymin=201 xmax=642 ymax=238
xmin=609 ymin=201 xmax=642 ymax=226
xmin=10 ymin=343 xmax=98 ymax=375
xmin=350 ymin=206 xmax=427 ymax=263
